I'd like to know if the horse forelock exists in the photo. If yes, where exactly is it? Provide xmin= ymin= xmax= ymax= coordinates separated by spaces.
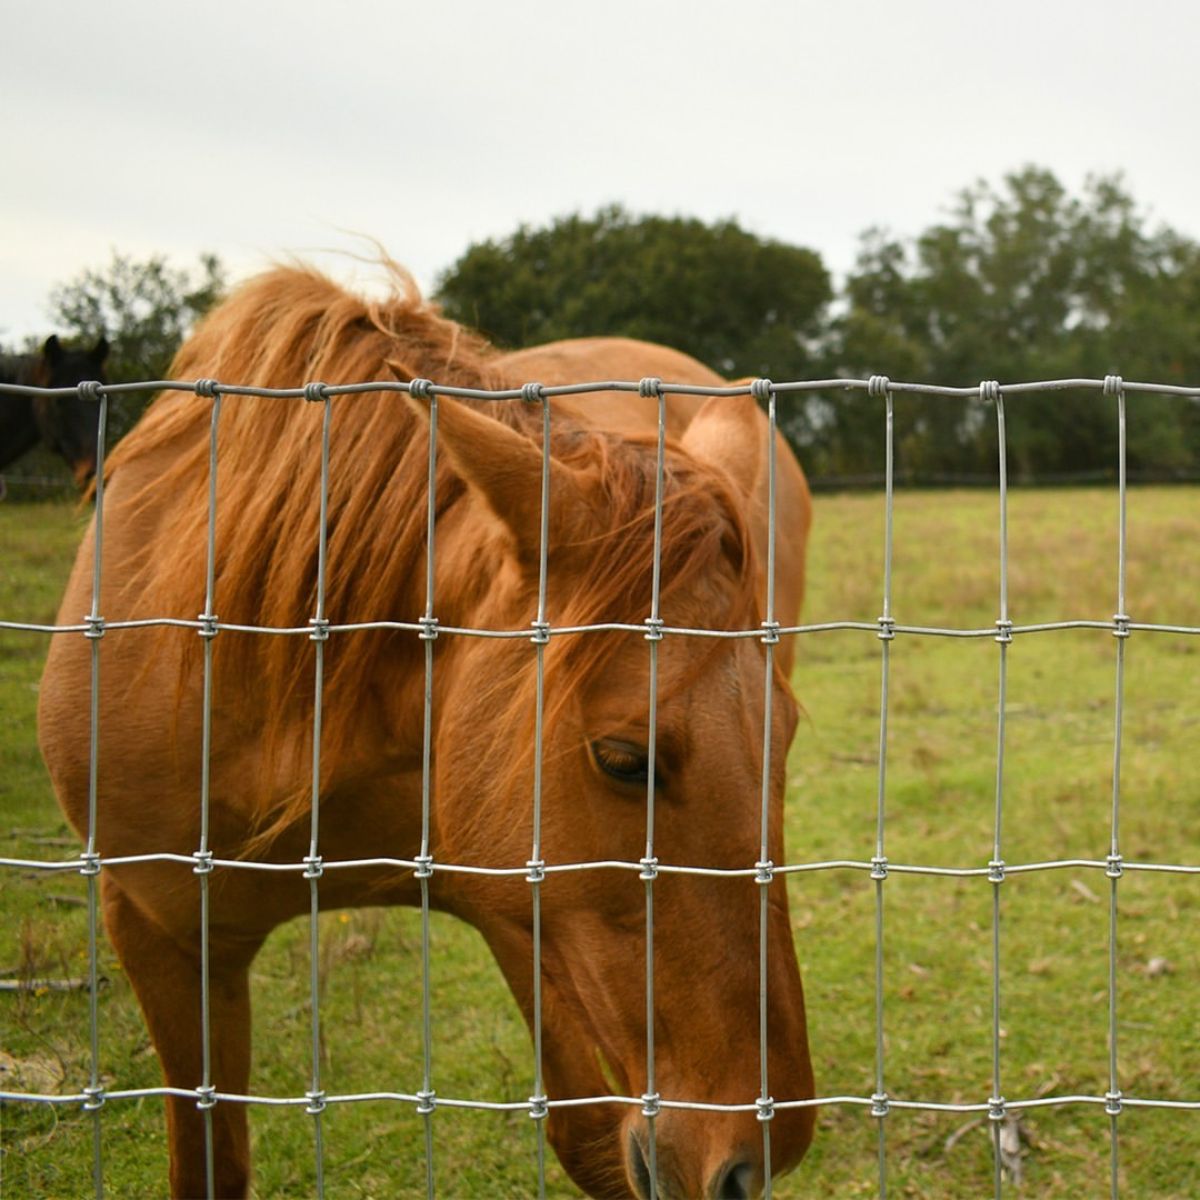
xmin=465 ymin=435 xmax=763 ymax=812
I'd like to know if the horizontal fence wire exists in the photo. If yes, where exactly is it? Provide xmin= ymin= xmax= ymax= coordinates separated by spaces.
xmin=1 ymin=370 xmax=1198 ymax=1199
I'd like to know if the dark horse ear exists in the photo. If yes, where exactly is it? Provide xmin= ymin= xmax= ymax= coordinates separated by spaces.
xmin=404 ymin=392 xmax=595 ymax=566
xmin=42 ymin=334 xmax=62 ymax=362
xmin=92 ymin=336 xmax=110 ymax=364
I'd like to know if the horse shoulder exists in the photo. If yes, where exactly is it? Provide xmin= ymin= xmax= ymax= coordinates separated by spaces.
xmin=38 ymin=439 xmax=202 ymax=833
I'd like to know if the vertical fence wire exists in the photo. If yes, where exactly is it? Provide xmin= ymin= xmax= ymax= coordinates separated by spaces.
xmin=304 ymin=389 xmax=333 ymax=1196
xmin=640 ymin=379 xmax=667 ymax=1198
xmin=989 ymin=382 xmax=1010 ymax=1197
xmin=83 ymin=386 xmax=109 ymax=1199
xmin=1107 ymin=376 xmax=1129 ymax=1196
xmin=756 ymin=382 xmax=780 ymax=1196
xmin=416 ymin=383 xmax=439 ymax=1198
xmin=529 ymin=386 xmax=552 ymax=1198
xmin=871 ymin=377 xmax=896 ymax=1197
xmin=195 ymin=387 xmax=222 ymax=1199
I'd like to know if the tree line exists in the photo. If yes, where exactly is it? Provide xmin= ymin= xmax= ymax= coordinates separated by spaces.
xmin=9 ymin=167 xmax=1199 ymax=483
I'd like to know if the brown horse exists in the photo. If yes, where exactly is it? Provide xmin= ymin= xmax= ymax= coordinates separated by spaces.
xmin=38 ymin=265 xmax=815 ymax=1199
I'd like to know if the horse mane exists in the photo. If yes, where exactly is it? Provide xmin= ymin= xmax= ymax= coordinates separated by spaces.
xmin=108 ymin=259 xmax=501 ymax=629
xmin=106 ymin=263 xmax=759 ymax=845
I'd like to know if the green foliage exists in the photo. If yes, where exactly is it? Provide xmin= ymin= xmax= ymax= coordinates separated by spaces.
xmin=27 ymin=172 xmax=1200 ymax=483
xmin=46 ymin=251 xmax=226 ymax=439
xmin=435 ymin=205 xmax=832 ymax=380
xmin=826 ymin=167 xmax=1200 ymax=480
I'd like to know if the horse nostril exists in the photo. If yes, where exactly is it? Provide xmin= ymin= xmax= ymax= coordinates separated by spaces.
xmin=627 ymin=1129 xmax=652 ymax=1200
xmin=713 ymin=1160 xmax=756 ymax=1200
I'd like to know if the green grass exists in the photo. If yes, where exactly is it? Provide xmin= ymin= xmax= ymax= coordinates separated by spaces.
xmin=2 ymin=489 xmax=1198 ymax=1197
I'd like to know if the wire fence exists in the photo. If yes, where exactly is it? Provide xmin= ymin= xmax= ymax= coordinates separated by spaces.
xmin=1 ymin=370 xmax=1199 ymax=1198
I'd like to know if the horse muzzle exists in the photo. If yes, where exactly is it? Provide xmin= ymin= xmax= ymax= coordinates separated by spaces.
xmin=622 ymin=1102 xmax=813 ymax=1200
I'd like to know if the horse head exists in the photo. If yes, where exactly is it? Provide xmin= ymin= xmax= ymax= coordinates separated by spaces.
xmin=32 ymin=334 xmax=109 ymax=484
xmin=415 ymin=393 xmax=815 ymax=1199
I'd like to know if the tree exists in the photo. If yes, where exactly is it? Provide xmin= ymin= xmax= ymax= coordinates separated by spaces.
xmin=435 ymin=205 xmax=832 ymax=381
xmin=48 ymin=251 xmax=227 ymax=438
xmin=826 ymin=168 xmax=1200 ymax=480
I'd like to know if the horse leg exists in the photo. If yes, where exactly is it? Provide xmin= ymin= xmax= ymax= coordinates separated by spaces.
xmin=103 ymin=875 xmax=256 ymax=1199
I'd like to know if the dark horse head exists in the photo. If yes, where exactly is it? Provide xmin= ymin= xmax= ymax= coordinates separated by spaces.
xmin=0 ymin=334 xmax=110 ymax=486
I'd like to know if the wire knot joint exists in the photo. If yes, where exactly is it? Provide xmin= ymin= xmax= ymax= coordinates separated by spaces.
xmin=78 ymin=851 xmax=101 ymax=878
xmin=994 ymin=618 xmax=1013 ymax=645
xmin=639 ymin=856 xmax=659 ymax=882
xmin=978 ymin=380 xmax=1001 ymax=404
xmin=755 ymin=860 xmax=775 ymax=885
xmin=867 ymin=375 xmax=891 ymax=399
xmin=409 ymin=378 xmax=434 ymax=400
xmin=194 ymin=378 xmax=219 ymax=399
xmin=413 ymin=854 xmax=434 ymax=880
xmin=305 ymin=1090 xmax=327 ymax=1116
xmin=303 ymin=854 xmax=324 ymax=880
xmin=756 ymin=1095 xmax=775 ymax=1123
xmin=988 ymin=1096 xmax=1007 ymax=1122
xmin=194 ymin=1085 xmax=216 ymax=1112
xmin=529 ymin=1094 xmax=549 ymax=1121
xmin=641 ymin=1091 xmax=661 ymax=1118
xmin=526 ymin=859 xmax=546 ymax=884
xmin=76 ymin=379 xmax=104 ymax=403
xmin=870 ymin=855 xmax=888 ymax=881
xmin=1106 ymin=852 xmax=1124 ymax=879
xmin=1103 ymin=375 xmax=1124 ymax=398
xmin=638 ymin=376 xmax=663 ymax=398
xmin=520 ymin=382 xmax=545 ymax=404
xmin=1105 ymin=1089 xmax=1123 ymax=1115
xmin=418 ymin=616 xmax=439 ymax=642
xmin=1112 ymin=613 xmax=1131 ymax=640
xmin=197 ymin=612 xmax=220 ymax=640
xmin=643 ymin=616 xmax=664 ymax=643
xmin=83 ymin=614 xmax=105 ymax=641
xmin=192 ymin=850 xmax=214 ymax=876
xmin=529 ymin=620 xmax=550 ymax=646
xmin=877 ymin=615 xmax=895 ymax=642
xmin=415 ymin=1088 xmax=436 ymax=1115
xmin=988 ymin=859 xmax=1006 ymax=884
xmin=749 ymin=378 xmax=773 ymax=403
xmin=302 ymin=382 xmax=329 ymax=403
xmin=82 ymin=1084 xmax=106 ymax=1111
xmin=870 ymin=1091 xmax=890 ymax=1118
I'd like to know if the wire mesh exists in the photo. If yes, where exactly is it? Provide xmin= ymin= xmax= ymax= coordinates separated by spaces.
xmin=1 ymin=370 xmax=1199 ymax=1198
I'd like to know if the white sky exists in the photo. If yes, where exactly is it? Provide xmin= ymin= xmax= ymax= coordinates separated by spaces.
xmin=3 ymin=0 xmax=1198 ymax=343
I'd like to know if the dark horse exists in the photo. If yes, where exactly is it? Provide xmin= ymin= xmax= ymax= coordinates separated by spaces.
xmin=0 ymin=335 xmax=109 ymax=487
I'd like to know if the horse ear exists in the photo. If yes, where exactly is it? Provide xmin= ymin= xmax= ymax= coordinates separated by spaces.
xmin=403 ymin=392 xmax=593 ymax=565
xmin=93 ymin=336 xmax=110 ymax=363
xmin=680 ymin=393 xmax=763 ymax=500
xmin=42 ymin=334 xmax=62 ymax=363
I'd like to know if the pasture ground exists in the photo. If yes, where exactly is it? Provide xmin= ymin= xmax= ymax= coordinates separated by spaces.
xmin=1 ymin=487 xmax=1198 ymax=1197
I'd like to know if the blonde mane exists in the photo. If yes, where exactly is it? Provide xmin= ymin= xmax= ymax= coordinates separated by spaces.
xmin=107 ymin=265 xmax=758 ymax=839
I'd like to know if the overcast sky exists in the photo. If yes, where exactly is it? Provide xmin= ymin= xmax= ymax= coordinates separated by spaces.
xmin=4 ymin=0 xmax=1198 ymax=343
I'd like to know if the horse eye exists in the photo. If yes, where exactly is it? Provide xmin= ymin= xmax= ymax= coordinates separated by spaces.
xmin=590 ymin=739 xmax=662 ymax=789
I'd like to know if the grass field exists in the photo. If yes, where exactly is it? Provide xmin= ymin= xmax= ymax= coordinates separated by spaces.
xmin=2 ymin=487 xmax=1198 ymax=1197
